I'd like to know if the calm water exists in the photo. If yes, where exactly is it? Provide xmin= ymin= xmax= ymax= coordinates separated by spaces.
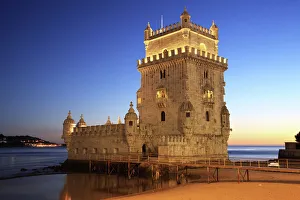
xmin=0 ymin=173 xmax=181 ymax=200
xmin=0 ymin=146 xmax=285 ymax=200
xmin=0 ymin=145 xmax=284 ymax=178
xmin=0 ymin=147 xmax=67 ymax=178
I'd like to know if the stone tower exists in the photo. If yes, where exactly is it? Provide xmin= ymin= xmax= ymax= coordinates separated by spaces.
xmin=137 ymin=8 xmax=230 ymax=158
xmin=62 ymin=111 xmax=76 ymax=150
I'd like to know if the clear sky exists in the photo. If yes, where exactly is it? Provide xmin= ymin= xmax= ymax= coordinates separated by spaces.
xmin=1 ymin=0 xmax=299 ymax=145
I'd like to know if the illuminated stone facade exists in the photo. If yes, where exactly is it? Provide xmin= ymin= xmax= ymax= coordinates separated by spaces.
xmin=62 ymin=8 xmax=231 ymax=160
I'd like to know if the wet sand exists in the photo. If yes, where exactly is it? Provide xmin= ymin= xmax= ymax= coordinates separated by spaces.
xmin=110 ymin=168 xmax=300 ymax=200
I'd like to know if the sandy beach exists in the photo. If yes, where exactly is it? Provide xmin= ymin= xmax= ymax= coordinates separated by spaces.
xmin=109 ymin=168 xmax=300 ymax=200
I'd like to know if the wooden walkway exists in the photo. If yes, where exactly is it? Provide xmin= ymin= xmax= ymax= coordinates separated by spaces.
xmin=70 ymin=154 xmax=300 ymax=183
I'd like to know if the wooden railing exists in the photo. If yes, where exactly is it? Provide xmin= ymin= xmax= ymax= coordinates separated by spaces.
xmin=69 ymin=153 xmax=300 ymax=171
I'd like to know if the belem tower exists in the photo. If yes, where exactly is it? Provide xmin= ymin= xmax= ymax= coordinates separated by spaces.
xmin=62 ymin=8 xmax=231 ymax=160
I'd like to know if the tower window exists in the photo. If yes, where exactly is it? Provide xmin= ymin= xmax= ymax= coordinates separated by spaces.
xmin=160 ymin=70 xmax=166 ymax=79
xmin=185 ymin=19 xmax=187 ymax=22
xmin=186 ymin=112 xmax=190 ymax=118
xmin=206 ymin=111 xmax=210 ymax=121
xmin=161 ymin=111 xmax=165 ymax=121
xmin=204 ymin=71 xmax=208 ymax=78
xmin=129 ymin=121 xmax=133 ymax=126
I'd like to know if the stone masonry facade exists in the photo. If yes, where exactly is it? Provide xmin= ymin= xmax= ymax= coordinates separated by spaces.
xmin=62 ymin=8 xmax=231 ymax=161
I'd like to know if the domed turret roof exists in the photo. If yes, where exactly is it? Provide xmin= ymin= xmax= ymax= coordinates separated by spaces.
xmin=105 ymin=116 xmax=112 ymax=125
xmin=221 ymin=105 xmax=230 ymax=114
xmin=64 ymin=110 xmax=75 ymax=124
xmin=76 ymin=114 xmax=87 ymax=127
xmin=210 ymin=20 xmax=218 ymax=29
xmin=181 ymin=7 xmax=190 ymax=16
xmin=144 ymin=22 xmax=151 ymax=30
xmin=125 ymin=102 xmax=138 ymax=119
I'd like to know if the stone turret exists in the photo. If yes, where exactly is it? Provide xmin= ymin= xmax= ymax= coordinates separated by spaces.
xmin=76 ymin=114 xmax=87 ymax=128
xmin=117 ymin=116 xmax=122 ymax=124
xmin=180 ymin=7 xmax=191 ymax=28
xmin=105 ymin=116 xmax=112 ymax=125
xmin=125 ymin=102 xmax=138 ymax=134
xmin=62 ymin=111 xmax=76 ymax=149
xmin=210 ymin=20 xmax=219 ymax=39
xmin=125 ymin=102 xmax=138 ymax=152
xmin=144 ymin=22 xmax=152 ymax=40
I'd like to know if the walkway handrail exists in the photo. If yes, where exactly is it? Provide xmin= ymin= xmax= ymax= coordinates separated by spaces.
xmin=69 ymin=153 xmax=300 ymax=171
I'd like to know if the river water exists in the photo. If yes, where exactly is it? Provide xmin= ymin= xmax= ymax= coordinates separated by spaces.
xmin=0 ymin=146 xmax=283 ymax=179
xmin=0 ymin=145 xmax=284 ymax=199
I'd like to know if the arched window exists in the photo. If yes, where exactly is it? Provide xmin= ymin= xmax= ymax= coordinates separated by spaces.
xmin=160 ymin=71 xmax=163 ymax=79
xmin=129 ymin=121 xmax=133 ymax=126
xmin=163 ymin=69 xmax=166 ymax=78
xmin=163 ymin=49 xmax=168 ymax=58
xmin=200 ymin=43 xmax=207 ymax=52
xmin=161 ymin=111 xmax=165 ymax=121
xmin=206 ymin=111 xmax=209 ymax=121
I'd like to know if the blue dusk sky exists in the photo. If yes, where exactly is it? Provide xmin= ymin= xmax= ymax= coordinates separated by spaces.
xmin=1 ymin=0 xmax=299 ymax=145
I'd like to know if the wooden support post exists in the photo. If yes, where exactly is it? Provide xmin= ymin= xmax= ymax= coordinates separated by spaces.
xmin=278 ymin=159 xmax=280 ymax=168
xmin=237 ymin=168 xmax=240 ymax=183
xmin=108 ymin=161 xmax=110 ymax=175
xmin=246 ymin=169 xmax=249 ymax=182
xmin=286 ymin=159 xmax=289 ymax=168
xmin=250 ymin=160 xmax=251 ymax=167
xmin=223 ymin=158 xmax=226 ymax=166
xmin=216 ymin=168 xmax=219 ymax=182
xmin=258 ymin=160 xmax=260 ymax=168
xmin=207 ymin=167 xmax=210 ymax=183
xmin=128 ymin=162 xmax=130 ymax=178
xmin=89 ymin=160 xmax=91 ymax=173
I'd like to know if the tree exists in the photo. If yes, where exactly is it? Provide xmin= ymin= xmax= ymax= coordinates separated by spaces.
xmin=295 ymin=131 xmax=300 ymax=143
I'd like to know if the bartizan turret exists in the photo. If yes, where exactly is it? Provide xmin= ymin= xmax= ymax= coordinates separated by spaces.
xmin=180 ymin=7 xmax=191 ymax=28
xmin=210 ymin=20 xmax=219 ymax=39
xmin=144 ymin=22 xmax=152 ymax=41
xmin=62 ymin=111 xmax=76 ymax=148
xmin=124 ymin=102 xmax=138 ymax=152
xmin=76 ymin=114 xmax=87 ymax=128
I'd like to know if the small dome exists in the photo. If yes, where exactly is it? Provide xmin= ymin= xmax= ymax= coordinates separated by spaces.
xmin=181 ymin=7 xmax=190 ymax=16
xmin=210 ymin=20 xmax=218 ymax=29
xmin=125 ymin=102 xmax=138 ymax=119
xmin=105 ymin=116 xmax=112 ymax=125
xmin=76 ymin=114 xmax=87 ymax=127
xmin=64 ymin=111 xmax=75 ymax=124
xmin=144 ymin=22 xmax=151 ymax=30
xmin=221 ymin=105 xmax=230 ymax=114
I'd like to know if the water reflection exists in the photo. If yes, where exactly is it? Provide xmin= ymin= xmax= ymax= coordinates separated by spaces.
xmin=60 ymin=173 xmax=179 ymax=200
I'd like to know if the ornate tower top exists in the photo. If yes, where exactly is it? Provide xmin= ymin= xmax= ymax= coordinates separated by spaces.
xmin=76 ymin=114 xmax=87 ymax=127
xmin=125 ymin=102 xmax=138 ymax=120
xmin=63 ymin=110 xmax=75 ymax=124
xmin=117 ymin=116 xmax=122 ymax=124
xmin=105 ymin=116 xmax=112 ymax=125
xmin=180 ymin=7 xmax=191 ymax=28
xmin=142 ymin=8 xmax=220 ymax=58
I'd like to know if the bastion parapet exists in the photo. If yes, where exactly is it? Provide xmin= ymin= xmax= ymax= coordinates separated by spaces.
xmin=149 ymin=22 xmax=215 ymax=40
xmin=137 ymin=46 xmax=227 ymax=68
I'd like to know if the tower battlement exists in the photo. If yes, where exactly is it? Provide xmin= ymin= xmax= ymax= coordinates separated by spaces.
xmin=73 ymin=124 xmax=125 ymax=137
xmin=137 ymin=46 xmax=227 ymax=68
xmin=149 ymin=22 xmax=215 ymax=40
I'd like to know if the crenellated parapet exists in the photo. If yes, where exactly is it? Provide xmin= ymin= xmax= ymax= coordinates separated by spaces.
xmin=72 ymin=124 xmax=125 ymax=137
xmin=148 ymin=22 xmax=215 ymax=41
xmin=160 ymin=135 xmax=188 ymax=145
xmin=137 ymin=46 xmax=227 ymax=68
